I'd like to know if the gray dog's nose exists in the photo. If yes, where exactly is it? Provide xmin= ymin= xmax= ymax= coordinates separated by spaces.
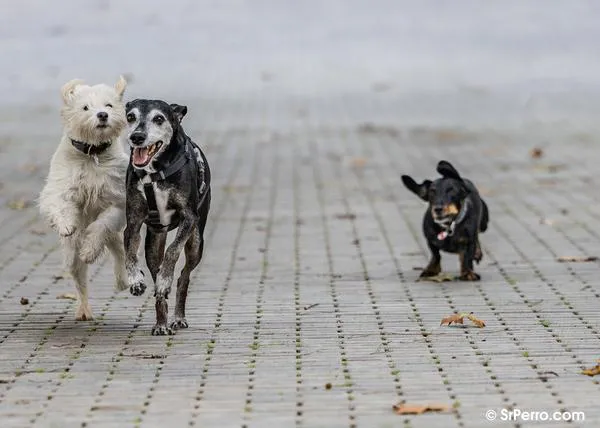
xmin=97 ymin=111 xmax=108 ymax=122
xmin=129 ymin=132 xmax=147 ymax=146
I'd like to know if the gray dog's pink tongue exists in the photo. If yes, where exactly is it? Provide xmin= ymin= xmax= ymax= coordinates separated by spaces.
xmin=133 ymin=147 xmax=149 ymax=165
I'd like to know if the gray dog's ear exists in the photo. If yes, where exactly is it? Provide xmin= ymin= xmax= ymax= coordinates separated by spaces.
xmin=170 ymin=104 xmax=188 ymax=123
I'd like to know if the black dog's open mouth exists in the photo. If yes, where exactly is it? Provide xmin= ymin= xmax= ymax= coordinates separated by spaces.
xmin=132 ymin=141 xmax=163 ymax=167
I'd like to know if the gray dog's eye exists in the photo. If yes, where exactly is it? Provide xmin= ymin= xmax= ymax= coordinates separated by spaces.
xmin=153 ymin=115 xmax=164 ymax=125
xmin=126 ymin=113 xmax=136 ymax=123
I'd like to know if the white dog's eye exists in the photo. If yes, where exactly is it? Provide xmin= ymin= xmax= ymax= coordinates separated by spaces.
xmin=83 ymin=106 xmax=89 ymax=111
xmin=105 ymin=103 xmax=113 ymax=108
xmin=126 ymin=113 xmax=136 ymax=123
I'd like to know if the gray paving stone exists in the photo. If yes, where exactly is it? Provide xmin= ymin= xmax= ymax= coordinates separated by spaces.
xmin=1 ymin=1 xmax=600 ymax=427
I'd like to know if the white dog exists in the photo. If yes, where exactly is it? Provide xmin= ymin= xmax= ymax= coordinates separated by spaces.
xmin=39 ymin=76 xmax=129 ymax=321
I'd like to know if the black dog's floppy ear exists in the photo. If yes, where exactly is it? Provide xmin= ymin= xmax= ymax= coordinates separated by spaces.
xmin=436 ymin=160 xmax=463 ymax=181
xmin=402 ymin=175 xmax=432 ymax=201
xmin=170 ymin=104 xmax=188 ymax=123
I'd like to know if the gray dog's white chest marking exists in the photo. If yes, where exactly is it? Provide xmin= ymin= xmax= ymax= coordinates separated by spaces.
xmin=138 ymin=179 xmax=175 ymax=227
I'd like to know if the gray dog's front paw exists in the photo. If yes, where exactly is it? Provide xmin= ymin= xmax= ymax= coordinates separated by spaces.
xmin=151 ymin=324 xmax=174 ymax=336
xmin=169 ymin=317 xmax=188 ymax=330
xmin=128 ymin=270 xmax=146 ymax=296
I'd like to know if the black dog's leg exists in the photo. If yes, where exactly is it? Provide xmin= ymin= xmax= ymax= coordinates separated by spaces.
xmin=124 ymin=217 xmax=146 ymax=297
xmin=144 ymin=230 xmax=167 ymax=283
xmin=169 ymin=227 xmax=202 ymax=330
xmin=152 ymin=212 xmax=196 ymax=336
xmin=171 ymin=195 xmax=210 ymax=330
xmin=474 ymin=237 xmax=483 ymax=264
xmin=420 ymin=241 xmax=442 ymax=278
xmin=459 ymin=241 xmax=481 ymax=281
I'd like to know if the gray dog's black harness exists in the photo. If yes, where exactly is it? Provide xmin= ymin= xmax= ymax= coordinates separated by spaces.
xmin=133 ymin=140 xmax=207 ymax=232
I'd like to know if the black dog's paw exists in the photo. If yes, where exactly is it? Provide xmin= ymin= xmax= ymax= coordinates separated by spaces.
xmin=419 ymin=262 xmax=442 ymax=278
xmin=129 ymin=271 xmax=146 ymax=296
xmin=459 ymin=271 xmax=481 ymax=281
xmin=151 ymin=324 xmax=174 ymax=336
xmin=169 ymin=318 xmax=189 ymax=330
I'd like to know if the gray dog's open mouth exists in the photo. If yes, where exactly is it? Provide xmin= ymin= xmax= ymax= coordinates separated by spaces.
xmin=132 ymin=141 xmax=162 ymax=167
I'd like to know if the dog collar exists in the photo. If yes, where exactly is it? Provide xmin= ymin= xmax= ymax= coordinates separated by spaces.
xmin=71 ymin=139 xmax=112 ymax=156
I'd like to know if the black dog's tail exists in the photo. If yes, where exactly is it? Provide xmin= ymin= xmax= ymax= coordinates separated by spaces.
xmin=479 ymin=199 xmax=489 ymax=233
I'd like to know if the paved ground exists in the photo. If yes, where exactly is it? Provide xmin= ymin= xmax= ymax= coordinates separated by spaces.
xmin=1 ymin=1 xmax=600 ymax=427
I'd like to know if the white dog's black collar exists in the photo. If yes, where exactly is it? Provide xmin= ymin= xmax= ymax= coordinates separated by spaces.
xmin=71 ymin=139 xmax=112 ymax=156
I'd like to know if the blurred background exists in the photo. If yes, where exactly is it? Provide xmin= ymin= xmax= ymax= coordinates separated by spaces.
xmin=2 ymin=0 xmax=600 ymax=132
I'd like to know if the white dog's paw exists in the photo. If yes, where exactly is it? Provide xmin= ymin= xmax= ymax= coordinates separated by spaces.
xmin=55 ymin=222 xmax=77 ymax=238
xmin=79 ymin=231 xmax=105 ymax=264
xmin=75 ymin=303 xmax=94 ymax=321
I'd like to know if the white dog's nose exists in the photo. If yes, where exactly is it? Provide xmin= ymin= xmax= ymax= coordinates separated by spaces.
xmin=97 ymin=111 xmax=108 ymax=122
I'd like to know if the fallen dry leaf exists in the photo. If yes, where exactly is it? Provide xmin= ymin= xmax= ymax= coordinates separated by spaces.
xmin=530 ymin=147 xmax=544 ymax=159
xmin=441 ymin=312 xmax=486 ymax=328
xmin=325 ymin=382 xmax=332 ymax=390
xmin=393 ymin=402 xmax=450 ymax=415
xmin=335 ymin=213 xmax=356 ymax=220
xmin=466 ymin=313 xmax=486 ymax=328
xmin=7 ymin=198 xmax=30 ymax=210
xmin=418 ymin=273 xmax=455 ymax=283
xmin=440 ymin=314 xmax=464 ymax=326
xmin=20 ymin=297 xmax=29 ymax=305
xmin=557 ymin=256 xmax=598 ymax=263
xmin=56 ymin=293 xmax=77 ymax=300
xmin=350 ymin=157 xmax=368 ymax=169
xmin=581 ymin=361 xmax=600 ymax=377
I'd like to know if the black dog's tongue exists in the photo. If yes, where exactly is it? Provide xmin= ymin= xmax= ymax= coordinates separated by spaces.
xmin=438 ymin=230 xmax=449 ymax=240
xmin=133 ymin=147 xmax=150 ymax=166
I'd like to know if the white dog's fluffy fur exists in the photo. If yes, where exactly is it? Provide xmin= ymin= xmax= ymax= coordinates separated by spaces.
xmin=39 ymin=76 xmax=129 ymax=321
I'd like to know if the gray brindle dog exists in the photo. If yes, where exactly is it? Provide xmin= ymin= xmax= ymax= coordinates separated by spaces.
xmin=123 ymin=99 xmax=211 ymax=335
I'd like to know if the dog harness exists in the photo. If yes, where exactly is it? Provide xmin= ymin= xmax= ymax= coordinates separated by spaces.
xmin=133 ymin=140 xmax=208 ymax=232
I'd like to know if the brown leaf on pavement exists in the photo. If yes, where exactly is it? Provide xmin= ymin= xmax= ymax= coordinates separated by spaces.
xmin=56 ymin=293 xmax=77 ymax=300
xmin=441 ymin=312 xmax=486 ymax=328
xmin=581 ymin=361 xmax=600 ymax=377
xmin=530 ymin=147 xmax=544 ymax=159
xmin=557 ymin=256 xmax=598 ymax=263
xmin=393 ymin=402 xmax=450 ymax=415
xmin=440 ymin=314 xmax=465 ymax=326
xmin=418 ymin=273 xmax=455 ymax=283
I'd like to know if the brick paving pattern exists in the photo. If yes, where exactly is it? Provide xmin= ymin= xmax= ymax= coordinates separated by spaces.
xmin=1 ymin=2 xmax=600 ymax=427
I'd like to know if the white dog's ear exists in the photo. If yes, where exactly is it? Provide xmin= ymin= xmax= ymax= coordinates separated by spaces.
xmin=61 ymin=79 xmax=84 ymax=104
xmin=170 ymin=104 xmax=188 ymax=123
xmin=114 ymin=75 xmax=127 ymax=99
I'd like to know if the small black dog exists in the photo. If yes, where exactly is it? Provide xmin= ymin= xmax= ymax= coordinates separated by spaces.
xmin=123 ymin=99 xmax=210 ymax=335
xmin=402 ymin=160 xmax=488 ymax=281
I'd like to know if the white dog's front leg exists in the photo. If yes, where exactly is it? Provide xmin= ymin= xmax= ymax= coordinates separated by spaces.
xmin=39 ymin=188 xmax=79 ymax=237
xmin=79 ymin=205 xmax=126 ymax=264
